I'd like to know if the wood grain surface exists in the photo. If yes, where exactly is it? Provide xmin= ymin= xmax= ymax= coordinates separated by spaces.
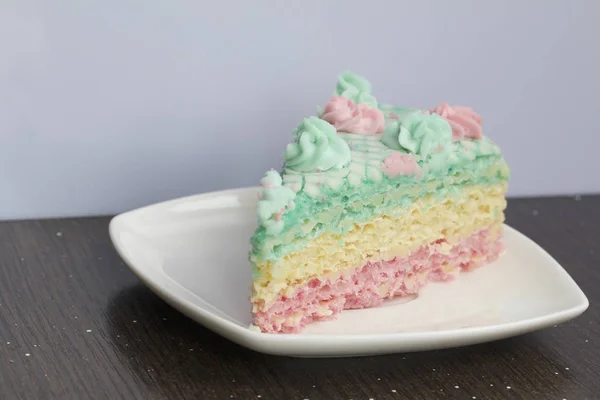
xmin=0 ymin=196 xmax=598 ymax=400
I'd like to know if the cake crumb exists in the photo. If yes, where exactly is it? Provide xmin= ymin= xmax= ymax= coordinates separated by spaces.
xmin=454 ymin=385 xmax=459 ymax=389
xmin=391 ymin=389 xmax=397 ymax=393
xmin=565 ymin=367 xmax=570 ymax=370
xmin=248 ymin=324 xmax=261 ymax=332
xmin=506 ymin=386 xmax=512 ymax=389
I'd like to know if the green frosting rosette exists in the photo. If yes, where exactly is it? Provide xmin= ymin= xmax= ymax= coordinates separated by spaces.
xmin=334 ymin=71 xmax=378 ymax=108
xmin=284 ymin=117 xmax=351 ymax=173
xmin=381 ymin=110 xmax=452 ymax=158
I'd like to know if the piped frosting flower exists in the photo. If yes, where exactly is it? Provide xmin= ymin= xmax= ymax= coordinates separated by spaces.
xmin=334 ymin=71 xmax=378 ymax=108
xmin=430 ymin=102 xmax=483 ymax=140
xmin=381 ymin=153 xmax=421 ymax=178
xmin=381 ymin=110 xmax=452 ymax=158
xmin=321 ymin=96 xmax=385 ymax=134
xmin=256 ymin=170 xmax=296 ymax=235
xmin=284 ymin=117 xmax=351 ymax=173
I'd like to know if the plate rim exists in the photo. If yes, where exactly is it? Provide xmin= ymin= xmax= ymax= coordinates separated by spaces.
xmin=109 ymin=188 xmax=590 ymax=356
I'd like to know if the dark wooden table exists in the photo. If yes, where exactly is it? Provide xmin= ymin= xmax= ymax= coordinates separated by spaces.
xmin=1 ymin=196 xmax=598 ymax=400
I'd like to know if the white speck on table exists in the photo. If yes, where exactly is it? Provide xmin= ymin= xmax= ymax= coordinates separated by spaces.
xmin=532 ymin=209 xmax=539 ymax=216
xmin=454 ymin=385 xmax=459 ymax=389
xmin=56 ymin=232 xmax=62 ymax=236
xmin=86 ymin=329 xmax=92 ymax=333
xmin=391 ymin=389 xmax=397 ymax=393
xmin=25 ymin=353 xmax=30 ymax=357
xmin=506 ymin=386 xmax=512 ymax=389
xmin=565 ymin=367 xmax=570 ymax=370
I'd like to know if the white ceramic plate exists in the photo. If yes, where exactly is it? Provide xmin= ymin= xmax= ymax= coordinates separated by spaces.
xmin=109 ymin=188 xmax=589 ymax=358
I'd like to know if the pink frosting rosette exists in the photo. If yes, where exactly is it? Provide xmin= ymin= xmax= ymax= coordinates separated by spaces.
xmin=430 ymin=102 xmax=483 ymax=140
xmin=321 ymin=96 xmax=385 ymax=134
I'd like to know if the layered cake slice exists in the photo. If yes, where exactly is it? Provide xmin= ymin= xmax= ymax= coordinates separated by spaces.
xmin=250 ymin=71 xmax=510 ymax=333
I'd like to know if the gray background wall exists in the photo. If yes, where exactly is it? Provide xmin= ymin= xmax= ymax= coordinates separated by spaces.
xmin=1 ymin=0 xmax=599 ymax=220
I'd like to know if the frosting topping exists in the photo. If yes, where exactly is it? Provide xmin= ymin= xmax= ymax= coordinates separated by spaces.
xmin=321 ymin=96 xmax=385 ymax=134
xmin=381 ymin=110 xmax=452 ymax=158
xmin=334 ymin=71 xmax=378 ymax=108
xmin=253 ymin=71 xmax=508 ymax=244
xmin=430 ymin=102 xmax=483 ymax=140
xmin=257 ymin=170 xmax=296 ymax=235
xmin=284 ymin=117 xmax=351 ymax=173
xmin=381 ymin=153 xmax=421 ymax=178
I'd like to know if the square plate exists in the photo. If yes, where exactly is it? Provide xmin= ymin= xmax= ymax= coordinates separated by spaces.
xmin=109 ymin=188 xmax=589 ymax=358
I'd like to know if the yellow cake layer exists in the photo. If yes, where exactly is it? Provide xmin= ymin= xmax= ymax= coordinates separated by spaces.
xmin=252 ymin=184 xmax=507 ymax=308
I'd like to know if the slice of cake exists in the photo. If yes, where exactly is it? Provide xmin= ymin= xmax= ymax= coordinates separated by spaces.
xmin=250 ymin=71 xmax=510 ymax=333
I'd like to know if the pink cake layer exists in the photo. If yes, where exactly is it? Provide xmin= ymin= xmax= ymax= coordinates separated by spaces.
xmin=254 ymin=228 xmax=503 ymax=333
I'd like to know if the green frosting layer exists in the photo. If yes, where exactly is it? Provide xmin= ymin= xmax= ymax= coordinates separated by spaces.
xmin=251 ymin=153 xmax=509 ymax=264
xmin=284 ymin=117 xmax=351 ymax=173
